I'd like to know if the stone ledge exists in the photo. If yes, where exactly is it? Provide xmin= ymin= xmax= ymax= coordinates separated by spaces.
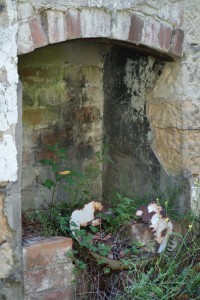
xmin=23 ymin=236 xmax=74 ymax=299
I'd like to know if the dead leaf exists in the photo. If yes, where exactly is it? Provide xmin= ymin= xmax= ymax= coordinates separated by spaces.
xmin=58 ymin=170 xmax=71 ymax=175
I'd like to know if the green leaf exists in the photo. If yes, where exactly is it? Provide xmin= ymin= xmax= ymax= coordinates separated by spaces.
xmin=42 ymin=179 xmax=55 ymax=189
xmin=64 ymin=176 xmax=75 ymax=184
xmin=39 ymin=159 xmax=54 ymax=165
xmin=89 ymin=225 xmax=99 ymax=233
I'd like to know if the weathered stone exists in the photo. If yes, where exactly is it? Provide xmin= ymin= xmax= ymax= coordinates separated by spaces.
xmin=26 ymin=288 xmax=73 ymax=300
xmin=17 ymin=2 xmax=34 ymax=21
xmin=73 ymin=106 xmax=101 ymax=124
xmin=17 ymin=20 xmax=34 ymax=54
xmin=18 ymin=41 xmax=105 ymax=209
xmin=128 ymin=14 xmax=144 ymax=44
xmin=0 ymin=135 xmax=18 ymax=182
xmin=147 ymin=101 xmax=182 ymax=129
xmin=23 ymin=108 xmax=59 ymax=128
xmin=111 ymin=11 xmax=131 ymax=41
xmin=0 ymin=193 xmax=13 ymax=279
xmin=80 ymin=8 xmax=111 ymax=38
xmin=24 ymin=262 xmax=73 ymax=293
xmin=1 ymin=0 xmax=200 ymax=297
xmin=29 ymin=14 xmax=48 ymax=48
xmin=182 ymin=130 xmax=200 ymax=175
xmin=45 ymin=10 xmax=67 ymax=44
xmin=23 ymin=237 xmax=73 ymax=297
xmin=142 ymin=17 xmax=160 ymax=48
xmin=151 ymin=127 xmax=183 ymax=175
xmin=66 ymin=9 xmax=81 ymax=39
xmin=23 ymin=236 xmax=72 ymax=270
xmin=158 ymin=22 xmax=173 ymax=50
xmin=170 ymin=29 xmax=184 ymax=57
xmin=148 ymin=100 xmax=200 ymax=130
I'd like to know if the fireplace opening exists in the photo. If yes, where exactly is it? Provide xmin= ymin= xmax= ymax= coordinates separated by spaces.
xmin=18 ymin=40 xmax=178 ymax=214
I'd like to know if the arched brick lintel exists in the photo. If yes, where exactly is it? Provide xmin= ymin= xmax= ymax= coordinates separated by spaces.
xmin=17 ymin=8 xmax=184 ymax=60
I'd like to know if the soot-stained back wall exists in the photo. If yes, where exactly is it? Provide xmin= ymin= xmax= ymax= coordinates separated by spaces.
xmin=103 ymin=47 xmax=176 ymax=198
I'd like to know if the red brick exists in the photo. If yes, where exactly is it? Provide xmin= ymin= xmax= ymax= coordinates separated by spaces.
xmin=66 ymin=9 xmax=81 ymax=39
xmin=23 ymin=236 xmax=72 ymax=270
xmin=39 ymin=128 xmax=73 ymax=146
xmin=34 ymin=149 xmax=56 ymax=162
xmin=158 ymin=22 xmax=173 ymax=50
xmin=169 ymin=29 xmax=184 ymax=57
xmin=128 ymin=14 xmax=144 ymax=44
xmin=29 ymin=14 xmax=48 ymax=49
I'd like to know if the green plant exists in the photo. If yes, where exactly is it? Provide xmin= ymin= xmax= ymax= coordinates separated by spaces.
xmin=117 ymin=230 xmax=200 ymax=300
xmin=30 ymin=143 xmax=112 ymax=237
xmin=40 ymin=144 xmax=92 ymax=209
xmin=27 ymin=143 xmax=200 ymax=300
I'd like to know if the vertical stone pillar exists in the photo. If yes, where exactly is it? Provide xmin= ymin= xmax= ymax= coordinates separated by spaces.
xmin=146 ymin=0 xmax=200 ymax=215
xmin=0 ymin=0 xmax=22 ymax=298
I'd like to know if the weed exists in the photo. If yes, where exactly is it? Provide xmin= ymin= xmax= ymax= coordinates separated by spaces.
xmin=24 ymin=144 xmax=200 ymax=300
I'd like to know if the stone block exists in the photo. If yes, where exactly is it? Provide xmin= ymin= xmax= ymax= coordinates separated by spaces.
xmin=39 ymin=128 xmax=73 ymax=146
xmin=17 ymin=20 xmax=34 ymax=54
xmin=0 ymin=194 xmax=13 ymax=279
xmin=23 ymin=236 xmax=72 ymax=270
xmin=66 ymin=9 xmax=81 ymax=39
xmin=46 ymin=10 xmax=67 ymax=44
xmin=80 ymin=8 xmax=111 ymax=38
xmin=29 ymin=14 xmax=48 ymax=49
xmin=74 ymin=106 xmax=100 ymax=124
xmin=128 ymin=13 xmax=144 ymax=44
xmin=182 ymin=130 xmax=200 ymax=174
xmin=0 ymin=135 xmax=18 ymax=182
xmin=23 ymin=108 xmax=58 ymax=128
xmin=182 ymin=101 xmax=200 ymax=130
xmin=158 ymin=22 xmax=173 ymax=50
xmin=170 ymin=29 xmax=184 ymax=57
xmin=148 ymin=100 xmax=200 ymax=130
xmin=24 ymin=265 xmax=73 ymax=294
xmin=23 ymin=237 xmax=73 ymax=295
xmin=17 ymin=3 xmax=34 ymax=21
xmin=142 ymin=17 xmax=160 ymax=48
xmin=147 ymin=101 xmax=182 ymax=129
xmin=152 ymin=127 xmax=182 ymax=175
xmin=111 ymin=11 xmax=131 ymax=41
xmin=34 ymin=149 xmax=56 ymax=162
xmin=26 ymin=288 xmax=73 ymax=300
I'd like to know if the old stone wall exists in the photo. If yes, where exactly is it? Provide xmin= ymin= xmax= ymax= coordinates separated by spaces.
xmin=19 ymin=41 xmax=108 ymax=210
xmin=0 ymin=0 xmax=199 ymax=298
xmin=0 ymin=0 xmax=22 ymax=298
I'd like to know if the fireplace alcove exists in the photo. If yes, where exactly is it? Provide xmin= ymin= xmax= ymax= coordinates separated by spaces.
xmin=18 ymin=40 xmax=177 ymax=212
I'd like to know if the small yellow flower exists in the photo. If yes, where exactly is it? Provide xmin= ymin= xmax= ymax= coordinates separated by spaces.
xmin=188 ymin=224 xmax=193 ymax=230
xmin=59 ymin=170 xmax=71 ymax=175
xmin=165 ymin=218 xmax=169 ymax=222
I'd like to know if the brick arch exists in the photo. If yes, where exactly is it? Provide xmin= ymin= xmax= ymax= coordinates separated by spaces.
xmin=17 ymin=7 xmax=184 ymax=60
